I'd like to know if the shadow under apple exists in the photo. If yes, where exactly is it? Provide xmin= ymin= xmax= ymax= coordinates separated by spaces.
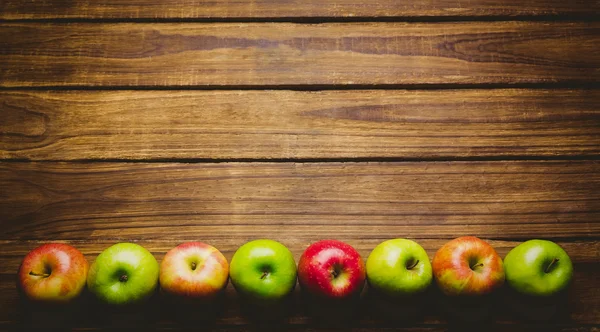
xmin=235 ymin=290 xmax=296 ymax=324
xmin=432 ymin=283 xmax=499 ymax=325
xmin=80 ymin=287 xmax=164 ymax=329
xmin=501 ymin=285 xmax=570 ymax=322
xmin=299 ymin=291 xmax=363 ymax=327
xmin=363 ymin=286 xmax=431 ymax=323
xmin=17 ymin=293 xmax=90 ymax=329
xmin=157 ymin=289 xmax=227 ymax=327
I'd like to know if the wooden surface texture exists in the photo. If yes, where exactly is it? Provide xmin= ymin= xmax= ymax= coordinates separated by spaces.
xmin=0 ymin=0 xmax=598 ymax=330
xmin=1 ymin=0 xmax=598 ymax=19
xmin=1 ymin=89 xmax=598 ymax=160
xmin=1 ymin=22 xmax=598 ymax=87
xmin=1 ymin=161 xmax=599 ymax=240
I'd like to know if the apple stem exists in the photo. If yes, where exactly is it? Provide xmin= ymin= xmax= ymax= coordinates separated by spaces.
xmin=260 ymin=271 xmax=269 ymax=280
xmin=331 ymin=267 xmax=342 ymax=279
xmin=471 ymin=263 xmax=484 ymax=270
xmin=191 ymin=262 xmax=197 ymax=270
xmin=29 ymin=271 xmax=51 ymax=278
xmin=545 ymin=258 xmax=559 ymax=273
xmin=407 ymin=260 xmax=420 ymax=270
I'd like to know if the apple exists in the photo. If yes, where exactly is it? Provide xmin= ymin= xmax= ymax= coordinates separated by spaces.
xmin=432 ymin=236 xmax=504 ymax=296
xmin=504 ymin=239 xmax=573 ymax=297
xmin=159 ymin=242 xmax=229 ymax=299
xmin=366 ymin=239 xmax=432 ymax=297
xmin=17 ymin=243 xmax=88 ymax=303
xmin=87 ymin=243 xmax=159 ymax=305
xmin=298 ymin=240 xmax=365 ymax=300
xmin=365 ymin=239 xmax=432 ymax=320
xmin=229 ymin=239 xmax=297 ymax=305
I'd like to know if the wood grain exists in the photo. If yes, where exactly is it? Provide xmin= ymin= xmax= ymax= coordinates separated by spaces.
xmin=1 ymin=89 xmax=599 ymax=160
xmin=1 ymin=0 xmax=598 ymax=19
xmin=1 ymin=161 xmax=598 ymax=241
xmin=1 ymin=22 xmax=598 ymax=87
xmin=1 ymin=240 xmax=599 ymax=327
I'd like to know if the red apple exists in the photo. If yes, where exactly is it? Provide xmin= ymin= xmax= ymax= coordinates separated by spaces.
xmin=159 ymin=242 xmax=229 ymax=299
xmin=298 ymin=240 xmax=365 ymax=299
xmin=432 ymin=236 xmax=504 ymax=296
xmin=18 ymin=243 xmax=88 ymax=303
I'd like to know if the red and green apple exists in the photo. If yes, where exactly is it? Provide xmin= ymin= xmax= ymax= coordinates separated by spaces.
xmin=18 ymin=243 xmax=88 ymax=303
xmin=160 ymin=242 xmax=229 ymax=299
xmin=432 ymin=236 xmax=504 ymax=296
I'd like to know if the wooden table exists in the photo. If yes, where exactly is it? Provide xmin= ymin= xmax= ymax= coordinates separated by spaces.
xmin=1 ymin=1 xmax=599 ymax=330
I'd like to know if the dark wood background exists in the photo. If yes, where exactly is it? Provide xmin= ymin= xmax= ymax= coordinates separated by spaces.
xmin=0 ymin=0 xmax=599 ymax=330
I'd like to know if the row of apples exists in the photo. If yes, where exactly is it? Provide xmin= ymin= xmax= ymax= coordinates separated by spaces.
xmin=18 ymin=236 xmax=572 ymax=321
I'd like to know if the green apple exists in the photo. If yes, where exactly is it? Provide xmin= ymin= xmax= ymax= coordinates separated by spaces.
xmin=504 ymin=239 xmax=573 ymax=296
xmin=229 ymin=239 xmax=297 ymax=305
xmin=87 ymin=243 xmax=159 ymax=305
xmin=366 ymin=239 xmax=432 ymax=297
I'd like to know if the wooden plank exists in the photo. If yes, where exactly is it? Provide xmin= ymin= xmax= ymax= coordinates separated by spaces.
xmin=1 ymin=0 xmax=598 ymax=20
xmin=1 ymin=161 xmax=598 ymax=240
xmin=1 ymin=89 xmax=599 ymax=160
xmin=1 ymin=240 xmax=599 ymax=327
xmin=0 ymin=22 xmax=598 ymax=87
